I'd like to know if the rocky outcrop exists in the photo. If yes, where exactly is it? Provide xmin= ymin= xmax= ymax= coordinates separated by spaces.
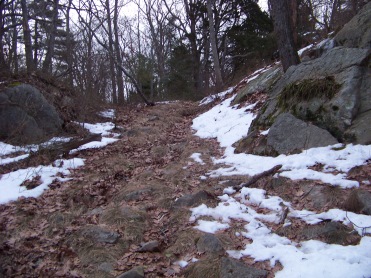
xmin=235 ymin=3 xmax=371 ymax=155
xmin=0 ymin=84 xmax=63 ymax=144
xmin=334 ymin=2 xmax=371 ymax=49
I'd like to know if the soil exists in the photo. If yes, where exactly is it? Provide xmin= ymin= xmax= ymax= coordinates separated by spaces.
xmin=0 ymin=100 xmax=370 ymax=278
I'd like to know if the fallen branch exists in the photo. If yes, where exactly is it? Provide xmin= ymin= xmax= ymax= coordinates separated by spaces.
xmin=233 ymin=165 xmax=282 ymax=190
xmin=34 ymin=133 xmax=103 ymax=159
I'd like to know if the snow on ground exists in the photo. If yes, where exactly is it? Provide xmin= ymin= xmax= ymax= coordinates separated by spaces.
xmin=190 ymin=153 xmax=205 ymax=165
xmin=191 ymin=86 xmax=371 ymax=276
xmin=0 ymin=109 xmax=119 ymax=204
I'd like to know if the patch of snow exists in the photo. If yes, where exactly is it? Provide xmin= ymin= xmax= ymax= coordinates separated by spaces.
xmin=260 ymin=128 xmax=270 ymax=135
xmin=98 ymin=109 xmax=115 ymax=119
xmin=194 ymin=219 xmax=230 ymax=233
xmin=0 ymin=158 xmax=85 ymax=204
xmin=177 ymin=260 xmax=189 ymax=268
xmin=298 ymin=44 xmax=313 ymax=56
xmin=190 ymin=153 xmax=205 ymax=165
xmin=199 ymin=87 xmax=234 ymax=106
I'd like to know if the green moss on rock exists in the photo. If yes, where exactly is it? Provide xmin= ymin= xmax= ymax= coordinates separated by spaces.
xmin=278 ymin=76 xmax=341 ymax=110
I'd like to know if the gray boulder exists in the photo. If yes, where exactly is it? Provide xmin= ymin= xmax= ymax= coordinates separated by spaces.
xmin=334 ymin=2 xmax=371 ymax=49
xmin=266 ymin=113 xmax=338 ymax=154
xmin=220 ymin=257 xmax=267 ymax=278
xmin=0 ymin=84 xmax=63 ymax=144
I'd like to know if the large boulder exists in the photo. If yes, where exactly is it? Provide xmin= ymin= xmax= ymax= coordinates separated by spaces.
xmin=0 ymin=84 xmax=63 ymax=144
xmin=266 ymin=113 xmax=338 ymax=154
xmin=334 ymin=2 xmax=371 ymax=49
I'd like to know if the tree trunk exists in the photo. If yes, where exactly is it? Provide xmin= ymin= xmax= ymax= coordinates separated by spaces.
xmin=114 ymin=0 xmax=125 ymax=103
xmin=269 ymin=0 xmax=300 ymax=72
xmin=42 ymin=0 xmax=59 ymax=73
xmin=206 ymin=0 xmax=223 ymax=90
xmin=20 ymin=0 xmax=35 ymax=73
xmin=106 ymin=0 xmax=117 ymax=104
xmin=65 ymin=0 xmax=74 ymax=88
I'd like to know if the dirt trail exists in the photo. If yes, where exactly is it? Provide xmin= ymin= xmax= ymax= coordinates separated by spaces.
xmin=0 ymin=101 xmax=231 ymax=277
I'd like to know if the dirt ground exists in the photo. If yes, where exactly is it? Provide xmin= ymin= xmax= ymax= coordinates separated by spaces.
xmin=0 ymin=100 xmax=369 ymax=278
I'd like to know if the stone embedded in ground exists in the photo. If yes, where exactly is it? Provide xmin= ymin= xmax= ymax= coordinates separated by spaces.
xmin=267 ymin=113 xmax=338 ymax=154
xmin=98 ymin=262 xmax=114 ymax=273
xmin=137 ymin=240 xmax=160 ymax=252
xmin=220 ymin=257 xmax=268 ymax=278
xmin=277 ymin=221 xmax=360 ymax=246
xmin=116 ymin=266 xmax=144 ymax=278
xmin=123 ymin=188 xmax=153 ymax=202
xmin=196 ymin=233 xmax=225 ymax=255
xmin=173 ymin=190 xmax=214 ymax=208
xmin=344 ymin=190 xmax=371 ymax=215
xmin=82 ymin=225 xmax=120 ymax=244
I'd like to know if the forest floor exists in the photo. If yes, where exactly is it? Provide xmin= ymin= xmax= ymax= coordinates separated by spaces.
xmin=0 ymin=100 xmax=370 ymax=278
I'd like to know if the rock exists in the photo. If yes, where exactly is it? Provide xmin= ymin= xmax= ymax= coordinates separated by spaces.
xmin=82 ymin=226 xmax=120 ymax=244
xmin=344 ymin=190 xmax=371 ymax=215
xmin=138 ymin=240 xmax=160 ymax=252
xmin=276 ymin=221 xmax=360 ymax=245
xmin=0 ymin=84 xmax=63 ymax=144
xmin=98 ymin=262 xmax=114 ymax=273
xmin=232 ymin=66 xmax=283 ymax=105
xmin=334 ymin=2 xmax=371 ymax=49
xmin=174 ymin=190 xmax=214 ymax=208
xmin=248 ymin=46 xmax=370 ymax=145
xmin=123 ymin=189 xmax=153 ymax=202
xmin=300 ymin=221 xmax=360 ymax=245
xmin=346 ymin=110 xmax=371 ymax=144
xmin=116 ymin=266 xmax=144 ymax=278
xmin=220 ymin=257 xmax=267 ymax=278
xmin=266 ymin=113 xmax=338 ymax=154
xmin=196 ymin=233 xmax=225 ymax=255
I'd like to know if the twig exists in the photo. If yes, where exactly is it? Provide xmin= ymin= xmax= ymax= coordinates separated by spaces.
xmin=233 ymin=165 xmax=282 ymax=190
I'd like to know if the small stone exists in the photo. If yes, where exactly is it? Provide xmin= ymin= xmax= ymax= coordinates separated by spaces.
xmin=116 ymin=266 xmax=144 ymax=278
xmin=82 ymin=226 xmax=120 ymax=244
xmin=196 ymin=233 xmax=225 ymax=255
xmin=174 ymin=190 xmax=214 ymax=208
xmin=138 ymin=240 xmax=160 ymax=252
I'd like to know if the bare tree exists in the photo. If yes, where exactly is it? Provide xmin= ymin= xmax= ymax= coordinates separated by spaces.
xmin=206 ymin=0 xmax=223 ymax=89
xmin=20 ymin=0 xmax=35 ymax=72
xmin=269 ymin=0 xmax=300 ymax=72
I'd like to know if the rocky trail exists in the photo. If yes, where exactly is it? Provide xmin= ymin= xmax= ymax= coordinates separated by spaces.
xmin=0 ymin=100 xmax=370 ymax=278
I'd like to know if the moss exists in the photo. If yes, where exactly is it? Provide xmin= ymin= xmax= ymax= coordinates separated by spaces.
xmin=8 ymin=82 xmax=23 ymax=87
xmin=278 ymin=76 xmax=341 ymax=110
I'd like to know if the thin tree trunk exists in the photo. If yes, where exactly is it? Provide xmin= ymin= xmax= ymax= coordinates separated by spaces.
xmin=66 ymin=0 xmax=74 ymax=88
xmin=43 ymin=0 xmax=59 ymax=73
xmin=269 ymin=0 xmax=300 ymax=72
xmin=20 ymin=0 xmax=34 ymax=72
xmin=105 ymin=0 xmax=117 ymax=104
xmin=114 ymin=0 xmax=125 ymax=103
xmin=206 ymin=0 xmax=223 ymax=90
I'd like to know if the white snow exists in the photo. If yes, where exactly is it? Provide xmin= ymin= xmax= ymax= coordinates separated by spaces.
xmin=0 ymin=110 xmax=119 ymax=204
xmin=190 ymin=153 xmax=205 ymax=165
xmin=194 ymin=220 xmax=230 ymax=233
xmin=190 ymin=78 xmax=371 ymax=277
xmin=98 ymin=109 xmax=115 ymax=119
xmin=0 ymin=158 xmax=85 ymax=204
